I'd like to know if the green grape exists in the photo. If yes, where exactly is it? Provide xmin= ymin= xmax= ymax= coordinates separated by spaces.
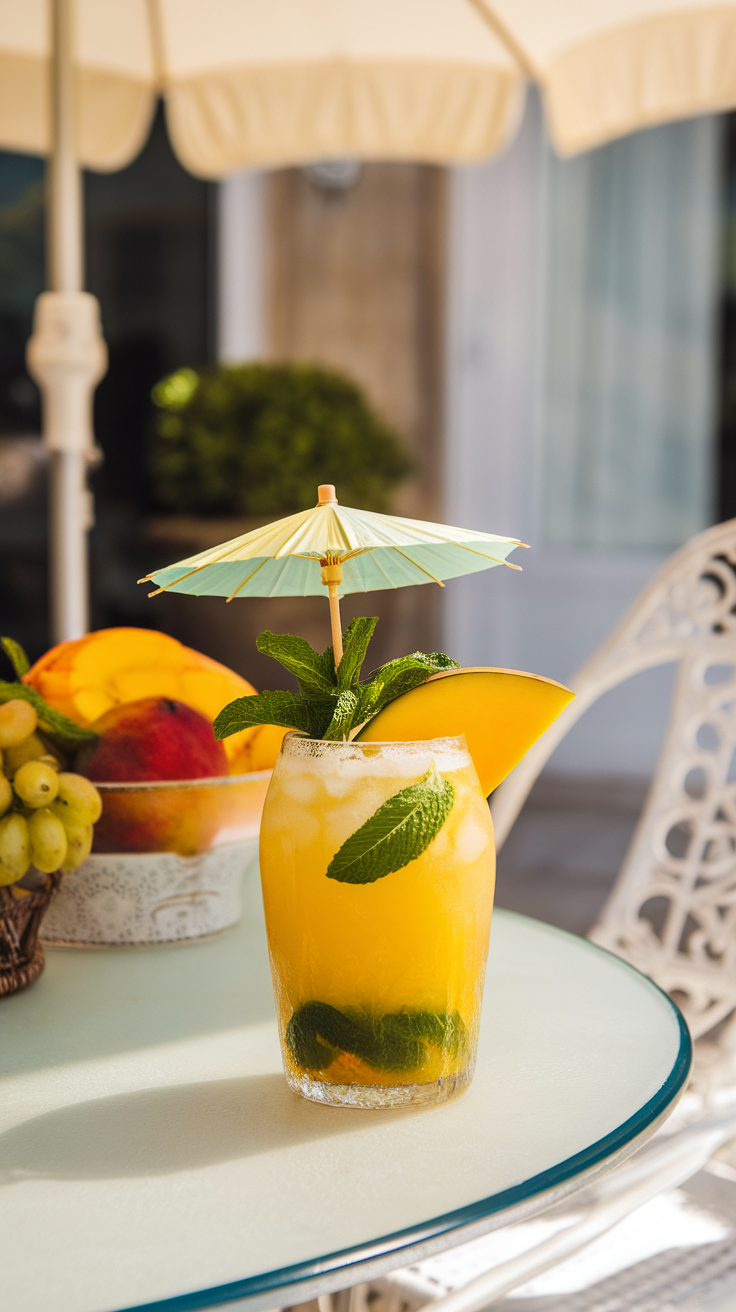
xmin=3 ymin=732 xmax=55 ymax=778
xmin=51 ymin=772 xmax=102 ymax=826
xmin=61 ymin=823 xmax=93 ymax=871
xmin=13 ymin=759 xmax=60 ymax=808
xmin=0 ymin=860 xmax=16 ymax=887
xmin=28 ymin=808 xmax=68 ymax=874
xmin=0 ymin=771 xmax=11 ymax=817
xmin=0 ymin=813 xmax=30 ymax=883
xmin=0 ymin=699 xmax=37 ymax=748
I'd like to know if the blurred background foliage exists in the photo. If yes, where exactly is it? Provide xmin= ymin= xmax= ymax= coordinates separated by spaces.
xmin=149 ymin=362 xmax=412 ymax=516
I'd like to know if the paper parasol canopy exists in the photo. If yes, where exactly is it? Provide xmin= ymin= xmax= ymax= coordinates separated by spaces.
xmin=141 ymin=486 xmax=526 ymax=660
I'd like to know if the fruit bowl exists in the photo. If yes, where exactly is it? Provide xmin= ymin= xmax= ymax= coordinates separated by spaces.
xmin=41 ymin=770 xmax=271 ymax=947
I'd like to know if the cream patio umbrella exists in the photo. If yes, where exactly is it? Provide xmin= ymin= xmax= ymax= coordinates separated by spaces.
xmin=1 ymin=0 xmax=735 ymax=643
xmin=5 ymin=1 xmax=734 ymax=174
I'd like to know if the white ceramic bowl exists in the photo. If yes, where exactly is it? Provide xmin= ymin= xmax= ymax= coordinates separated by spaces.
xmin=41 ymin=771 xmax=270 ymax=947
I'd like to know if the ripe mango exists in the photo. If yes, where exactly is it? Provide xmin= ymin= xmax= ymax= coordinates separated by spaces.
xmin=23 ymin=627 xmax=269 ymax=771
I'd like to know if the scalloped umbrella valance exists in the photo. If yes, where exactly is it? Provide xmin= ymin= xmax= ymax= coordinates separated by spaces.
xmin=3 ymin=1 xmax=735 ymax=174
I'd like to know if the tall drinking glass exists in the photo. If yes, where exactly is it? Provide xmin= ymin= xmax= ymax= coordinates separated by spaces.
xmin=259 ymin=734 xmax=495 ymax=1108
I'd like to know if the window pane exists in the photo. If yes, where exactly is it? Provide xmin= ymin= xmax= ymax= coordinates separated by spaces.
xmin=541 ymin=116 xmax=720 ymax=551
xmin=0 ymin=152 xmax=43 ymax=434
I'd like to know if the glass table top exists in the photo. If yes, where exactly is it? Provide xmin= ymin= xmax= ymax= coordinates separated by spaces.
xmin=0 ymin=867 xmax=690 ymax=1312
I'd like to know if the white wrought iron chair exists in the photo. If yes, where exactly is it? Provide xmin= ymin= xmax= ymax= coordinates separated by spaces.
xmin=355 ymin=518 xmax=736 ymax=1312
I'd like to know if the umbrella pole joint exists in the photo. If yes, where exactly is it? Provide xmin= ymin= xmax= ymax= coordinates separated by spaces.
xmin=321 ymin=560 xmax=343 ymax=667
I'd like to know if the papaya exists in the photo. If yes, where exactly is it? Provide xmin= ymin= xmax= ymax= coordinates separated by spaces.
xmin=23 ymin=627 xmax=275 ymax=771
xmin=355 ymin=667 xmax=574 ymax=796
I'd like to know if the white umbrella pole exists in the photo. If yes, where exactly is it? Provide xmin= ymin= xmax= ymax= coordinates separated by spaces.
xmin=26 ymin=0 xmax=107 ymax=643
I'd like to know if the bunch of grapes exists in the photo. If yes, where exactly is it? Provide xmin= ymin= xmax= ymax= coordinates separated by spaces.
xmin=0 ymin=699 xmax=102 ymax=887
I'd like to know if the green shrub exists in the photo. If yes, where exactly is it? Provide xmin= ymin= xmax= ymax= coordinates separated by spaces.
xmin=149 ymin=362 xmax=412 ymax=516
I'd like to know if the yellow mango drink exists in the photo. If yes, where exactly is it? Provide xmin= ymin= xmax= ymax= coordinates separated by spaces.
xmin=259 ymin=733 xmax=495 ymax=1109
xmin=136 ymin=489 xmax=575 ymax=1100
xmin=143 ymin=492 xmax=574 ymax=1108
xmin=210 ymin=610 xmax=572 ymax=1109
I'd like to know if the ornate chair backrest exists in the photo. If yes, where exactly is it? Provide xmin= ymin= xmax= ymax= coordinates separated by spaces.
xmin=490 ymin=519 xmax=736 ymax=1041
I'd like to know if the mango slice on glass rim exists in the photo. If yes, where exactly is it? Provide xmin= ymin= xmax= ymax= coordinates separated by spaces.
xmin=355 ymin=667 xmax=574 ymax=797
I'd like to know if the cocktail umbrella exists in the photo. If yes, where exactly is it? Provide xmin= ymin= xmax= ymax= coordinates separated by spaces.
xmin=3 ymin=0 xmax=734 ymax=641
xmin=141 ymin=485 xmax=524 ymax=664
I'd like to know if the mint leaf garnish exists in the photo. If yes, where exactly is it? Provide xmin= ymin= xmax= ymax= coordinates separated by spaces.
xmin=336 ymin=616 xmax=378 ymax=690
xmin=213 ymin=689 xmax=316 ymax=737
xmin=326 ymin=766 xmax=455 ymax=883
xmin=1 ymin=637 xmax=30 ymax=679
xmin=363 ymin=650 xmax=458 ymax=682
xmin=357 ymin=651 xmax=459 ymax=726
xmin=214 ymin=618 xmax=459 ymax=744
xmin=363 ymin=650 xmax=458 ymax=698
xmin=322 ymin=689 xmax=360 ymax=741
xmin=256 ymin=631 xmax=336 ymax=697
xmin=0 ymin=681 xmax=98 ymax=745
xmin=351 ymin=678 xmax=388 ymax=727
xmin=286 ymin=1002 xmax=467 ymax=1073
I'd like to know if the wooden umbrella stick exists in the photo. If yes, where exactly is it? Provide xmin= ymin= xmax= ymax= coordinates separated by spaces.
xmin=321 ymin=560 xmax=344 ymax=668
xmin=328 ymin=584 xmax=343 ymax=666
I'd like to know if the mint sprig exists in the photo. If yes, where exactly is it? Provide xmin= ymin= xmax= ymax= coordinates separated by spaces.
xmin=322 ymin=689 xmax=360 ymax=741
xmin=213 ymin=616 xmax=459 ymax=744
xmin=326 ymin=765 xmax=455 ymax=884
xmin=212 ymin=688 xmax=324 ymax=738
xmin=286 ymin=1001 xmax=467 ymax=1073
xmin=335 ymin=616 xmax=377 ymax=691
xmin=255 ymin=630 xmax=337 ymax=698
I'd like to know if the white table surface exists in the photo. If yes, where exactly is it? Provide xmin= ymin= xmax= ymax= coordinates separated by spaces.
xmin=0 ymin=866 xmax=690 ymax=1312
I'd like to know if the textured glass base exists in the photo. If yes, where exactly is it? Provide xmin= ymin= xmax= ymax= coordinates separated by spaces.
xmin=286 ymin=1065 xmax=474 ymax=1108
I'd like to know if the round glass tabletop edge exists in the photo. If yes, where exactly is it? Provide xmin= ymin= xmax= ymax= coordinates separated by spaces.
xmin=118 ymin=916 xmax=692 ymax=1312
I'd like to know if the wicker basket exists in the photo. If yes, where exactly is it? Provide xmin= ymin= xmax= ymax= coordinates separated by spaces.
xmin=0 ymin=872 xmax=62 ymax=997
